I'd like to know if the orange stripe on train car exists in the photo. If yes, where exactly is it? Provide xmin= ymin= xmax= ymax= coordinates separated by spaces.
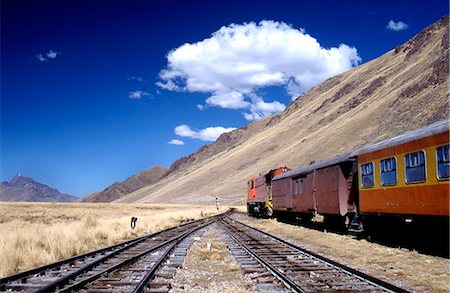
xmin=359 ymin=184 xmax=449 ymax=216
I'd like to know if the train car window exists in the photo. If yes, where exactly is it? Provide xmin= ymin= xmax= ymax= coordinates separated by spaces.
xmin=248 ymin=180 xmax=254 ymax=189
xmin=380 ymin=157 xmax=397 ymax=186
xmin=292 ymin=176 xmax=305 ymax=195
xmin=405 ymin=151 xmax=426 ymax=183
xmin=293 ymin=179 xmax=299 ymax=195
xmin=361 ymin=162 xmax=374 ymax=188
xmin=437 ymin=145 xmax=450 ymax=180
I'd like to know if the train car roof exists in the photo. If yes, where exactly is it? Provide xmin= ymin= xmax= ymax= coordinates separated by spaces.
xmin=350 ymin=119 xmax=450 ymax=157
xmin=273 ymin=119 xmax=449 ymax=182
xmin=273 ymin=153 xmax=356 ymax=181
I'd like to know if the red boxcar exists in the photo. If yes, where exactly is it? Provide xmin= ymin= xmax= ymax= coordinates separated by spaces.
xmin=272 ymin=154 xmax=358 ymax=224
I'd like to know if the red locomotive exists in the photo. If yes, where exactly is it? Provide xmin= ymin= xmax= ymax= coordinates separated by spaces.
xmin=247 ymin=119 xmax=450 ymax=234
xmin=247 ymin=166 xmax=290 ymax=217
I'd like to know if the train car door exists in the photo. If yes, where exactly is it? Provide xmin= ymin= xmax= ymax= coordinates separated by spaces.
xmin=287 ymin=177 xmax=294 ymax=210
xmin=291 ymin=174 xmax=315 ymax=213
xmin=315 ymin=166 xmax=341 ymax=215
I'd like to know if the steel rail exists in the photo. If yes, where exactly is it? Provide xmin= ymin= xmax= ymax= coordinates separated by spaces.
xmin=0 ymin=233 xmax=149 ymax=286
xmin=231 ymin=218 xmax=408 ymax=293
xmin=219 ymin=219 xmax=305 ymax=293
xmin=0 ymin=214 xmax=208 ymax=287
xmin=59 ymin=211 xmax=229 ymax=292
xmin=131 ymin=220 xmax=206 ymax=293
xmin=0 ymin=209 xmax=231 ymax=292
xmin=131 ymin=212 xmax=229 ymax=293
xmin=57 ymin=226 xmax=198 ymax=292
xmin=38 ymin=215 xmax=224 ymax=292
xmin=131 ymin=239 xmax=179 ymax=293
xmin=35 ymin=232 xmax=178 ymax=293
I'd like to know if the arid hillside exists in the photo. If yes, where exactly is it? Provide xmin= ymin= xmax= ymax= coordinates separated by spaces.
xmin=116 ymin=16 xmax=449 ymax=205
xmin=80 ymin=165 xmax=168 ymax=202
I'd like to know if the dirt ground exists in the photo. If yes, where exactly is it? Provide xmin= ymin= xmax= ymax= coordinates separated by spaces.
xmin=231 ymin=211 xmax=450 ymax=292
xmin=170 ymin=224 xmax=257 ymax=293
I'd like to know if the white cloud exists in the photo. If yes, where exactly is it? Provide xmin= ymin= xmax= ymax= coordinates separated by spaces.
xmin=175 ymin=125 xmax=196 ymax=137
xmin=36 ymin=53 xmax=47 ymax=62
xmin=174 ymin=124 xmax=236 ymax=142
xmin=126 ymin=75 xmax=145 ymax=82
xmin=168 ymin=139 xmax=185 ymax=145
xmin=157 ymin=20 xmax=360 ymax=120
xmin=36 ymin=50 xmax=61 ymax=62
xmin=386 ymin=20 xmax=409 ymax=31
xmin=46 ymin=50 xmax=61 ymax=59
xmin=155 ymin=80 xmax=180 ymax=91
xmin=197 ymin=104 xmax=204 ymax=111
xmin=243 ymin=95 xmax=286 ymax=121
xmin=206 ymin=91 xmax=249 ymax=109
xmin=129 ymin=90 xmax=151 ymax=99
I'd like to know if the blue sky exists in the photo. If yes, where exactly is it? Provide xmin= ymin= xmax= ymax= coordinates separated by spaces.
xmin=1 ymin=0 xmax=448 ymax=197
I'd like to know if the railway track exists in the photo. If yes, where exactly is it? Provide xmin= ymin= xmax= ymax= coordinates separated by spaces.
xmin=1 ymin=210 xmax=408 ymax=292
xmin=218 ymin=217 xmax=408 ymax=293
xmin=0 ymin=211 xmax=230 ymax=292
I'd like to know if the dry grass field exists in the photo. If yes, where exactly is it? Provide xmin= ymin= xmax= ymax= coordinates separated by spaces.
xmin=0 ymin=202 xmax=222 ymax=277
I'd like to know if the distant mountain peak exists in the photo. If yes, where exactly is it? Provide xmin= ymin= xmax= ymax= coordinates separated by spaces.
xmin=79 ymin=165 xmax=168 ymax=203
xmin=11 ymin=174 xmax=32 ymax=183
xmin=0 ymin=174 xmax=76 ymax=202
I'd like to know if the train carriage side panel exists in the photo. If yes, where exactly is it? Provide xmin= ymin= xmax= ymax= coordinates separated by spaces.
xmin=315 ymin=161 xmax=357 ymax=216
xmin=338 ymin=162 xmax=358 ymax=216
xmin=315 ymin=166 xmax=341 ymax=215
xmin=254 ymin=175 xmax=267 ymax=203
xmin=272 ymin=177 xmax=291 ymax=212
xmin=291 ymin=173 xmax=315 ymax=213
xmin=358 ymin=130 xmax=449 ymax=217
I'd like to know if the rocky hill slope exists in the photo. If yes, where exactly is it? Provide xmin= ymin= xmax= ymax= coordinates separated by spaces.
xmin=116 ymin=16 xmax=449 ymax=205
xmin=80 ymin=165 xmax=168 ymax=202
xmin=0 ymin=174 xmax=76 ymax=202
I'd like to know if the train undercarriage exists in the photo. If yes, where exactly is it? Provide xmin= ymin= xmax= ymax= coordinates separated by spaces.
xmin=247 ymin=202 xmax=273 ymax=218
xmin=259 ymin=210 xmax=449 ymax=257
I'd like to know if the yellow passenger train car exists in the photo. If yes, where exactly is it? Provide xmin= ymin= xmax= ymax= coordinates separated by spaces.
xmin=353 ymin=119 xmax=449 ymax=219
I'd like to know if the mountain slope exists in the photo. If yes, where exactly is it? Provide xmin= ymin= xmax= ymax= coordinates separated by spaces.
xmin=0 ymin=174 xmax=76 ymax=202
xmin=116 ymin=16 xmax=449 ymax=205
xmin=80 ymin=165 xmax=168 ymax=202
